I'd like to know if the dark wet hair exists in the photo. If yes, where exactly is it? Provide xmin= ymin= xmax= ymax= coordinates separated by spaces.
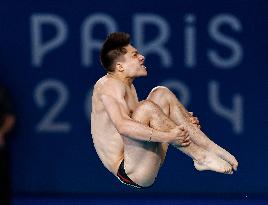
xmin=100 ymin=32 xmax=130 ymax=72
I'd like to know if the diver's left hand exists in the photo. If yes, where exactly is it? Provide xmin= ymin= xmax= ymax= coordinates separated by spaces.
xmin=189 ymin=112 xmax=201 ymax=129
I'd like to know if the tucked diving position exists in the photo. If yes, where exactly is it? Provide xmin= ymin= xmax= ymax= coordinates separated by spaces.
xmin=91 ymin=32 xmax=238 ymax=188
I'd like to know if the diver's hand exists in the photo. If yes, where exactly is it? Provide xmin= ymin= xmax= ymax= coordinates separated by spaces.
xmin=189 ymin=112 xmax=201 ymax=129
xmin=169 ymin=125 xmax=191 ymax=147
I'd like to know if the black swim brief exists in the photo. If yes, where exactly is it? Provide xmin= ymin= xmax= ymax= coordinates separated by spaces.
xmin=117 ymin=159 xmax=151 ymax=189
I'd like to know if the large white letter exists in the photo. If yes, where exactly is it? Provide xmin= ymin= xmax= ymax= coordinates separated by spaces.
xmin=81 ymin=13 xmax=117 ymax=67
xmin=207 ymin=14 xmax=243 ymax=69
xmin=133 ymin=14 xmax=172 ymax=68
xmin=184 ymin=14 xmax=197 ymax=68
xmin=31 ymin=14 xmax=68 ymax=67
xmin=209 ymin=80 xmax=243 ymax=134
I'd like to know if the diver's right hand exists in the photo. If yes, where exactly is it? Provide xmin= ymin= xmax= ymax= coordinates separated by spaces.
xmin=169 ymin=125 xmax=191 ymax=147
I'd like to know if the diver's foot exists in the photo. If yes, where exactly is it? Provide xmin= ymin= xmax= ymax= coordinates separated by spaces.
xmin=194 ymin=154 xmax=233 ymax=174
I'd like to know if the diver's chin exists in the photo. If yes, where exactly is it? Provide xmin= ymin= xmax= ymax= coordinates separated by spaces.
xmin=141 ymin=66 xmax=148 ymax=76
xmin=142 ymin=71 xmax=148 ymax=76
xmin=139 ymin=69 xmax=148 ymax=77
xmin=135 ymin=72 xmax=147 ymax=78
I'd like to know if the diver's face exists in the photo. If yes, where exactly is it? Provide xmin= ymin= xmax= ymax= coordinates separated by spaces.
xmin=120 ymin=44 xmax=147 ymax=77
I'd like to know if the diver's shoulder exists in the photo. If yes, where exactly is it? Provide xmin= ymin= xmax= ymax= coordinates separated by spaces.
xmin=94 ymin=76 xmax=125 ymax=97
xmin=95 ymin=75 xmax=125 ymax=89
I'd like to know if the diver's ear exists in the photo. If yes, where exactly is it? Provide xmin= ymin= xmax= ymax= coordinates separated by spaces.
xmin=115 ymin=62 xmax=124 ymax=72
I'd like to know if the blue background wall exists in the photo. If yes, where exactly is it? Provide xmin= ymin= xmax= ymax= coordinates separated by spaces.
xmin=0 ymin=0 xmax=267 ymax=198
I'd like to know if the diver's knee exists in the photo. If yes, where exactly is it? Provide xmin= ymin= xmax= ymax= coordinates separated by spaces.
xmin=148 ymin=86 xmax=172 ymax=102
xmin=150 ymin=86 xmax=171 ymax=96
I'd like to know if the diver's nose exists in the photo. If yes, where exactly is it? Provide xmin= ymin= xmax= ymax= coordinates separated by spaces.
xmin=139 ymin=54 xmax=145 ymax=62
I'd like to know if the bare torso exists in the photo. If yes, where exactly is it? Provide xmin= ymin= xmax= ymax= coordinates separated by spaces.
xmin=91 ymin=75 xmax=162 ymax=185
